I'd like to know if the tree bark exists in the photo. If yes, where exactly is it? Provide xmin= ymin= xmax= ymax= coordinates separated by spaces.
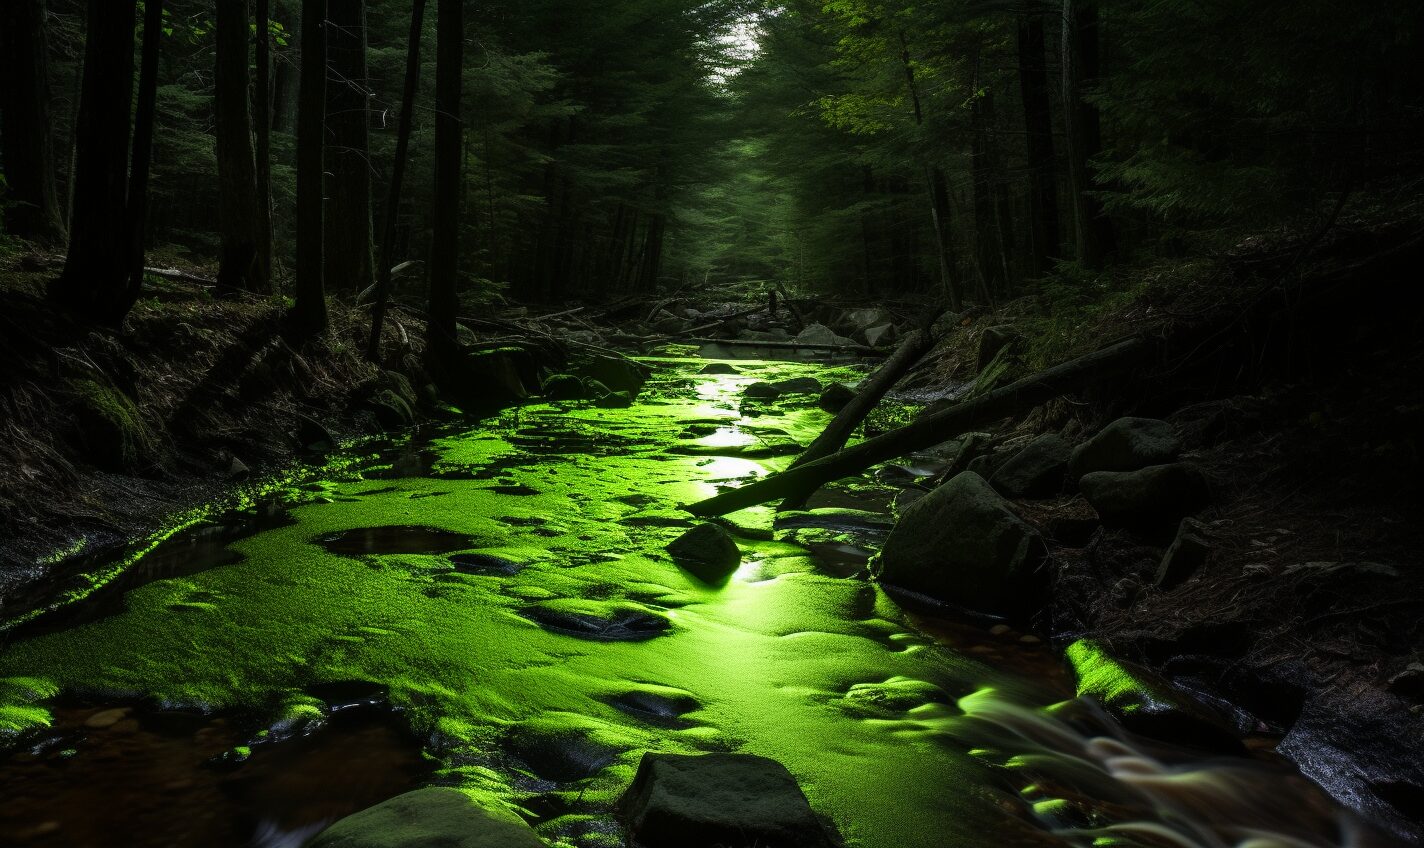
xmin=686 ymin=337 xmax=1148 ymax=516
xmin=0 ymin=0 xmax=67 ymax=244
xmin=216 ymin=0 xmax=268 ymax=292
xmin=969 ymin=64 xmax=1003 ymax=303
xmin=126 ymin=0 xmax=163 ymax=301
xmin=293 ymin=0 xmax=329 ymax=336
xmin=1062 ymin=0 xmax=1115 ymax=269
xmin=324 ymin=0 xmax=374 ymax=295
xmin=50 ymin=0 xmax=137 ymax=325
xmin=366 ymin=0 xmax=426 ymax=361
xmin=255 ymin=0 xmax=273 ymax=285
xmin=1017 ymin=13 xmax=1060 ymax=277
xmin=900 ymin=33 xmax=963 ymax=310
xmin=427 ymin=0 xmax=463 ymax=363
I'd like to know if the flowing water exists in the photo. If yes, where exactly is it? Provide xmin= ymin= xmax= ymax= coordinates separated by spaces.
xmin=0 ymin=354 xmax=1395 ymax=848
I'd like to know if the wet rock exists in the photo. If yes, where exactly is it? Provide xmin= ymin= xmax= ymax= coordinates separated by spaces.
xmin=794 ymin=323 xmax=857 ymax=347
xmin=84 ymin=707 xmax=132 ymax=729
xmin=1068 ymin=417 xmax=1181 ymax=481
xmin=226 ymin=456 xmax=251 ymax=480
xmin=667 ymin=523 xmax=742 ymax=584
xmin=616 ymin=753 xmax=839 ymax=848
xmin=309 ymin=787 xmax=544 ymax=848
xmin=317 ymin=525 xmax=477 ymax=556
xmin=843 ymin=677 xmax=949 ymax=716
xmin=1066 ymin=639 xmax=1243 ymax=754
xmin=891 ymin=486 xmax=928 ymax=518
xmin=449 ymin=552 xmax=524 ymax=576
xmin=297 ymin=413 xmax=336 ymax=452
xmin=365 ymin=388 xmax=414 ymax=430
xmin=507 ymin=714 xmax=631 ymax=782
xmin=698 ymin=362 xmax=739 ymax=375
xmin=818 ymin=382 xmax=856 ymax=412
xmin=771 ymin=377 xmax=821 ymax=394
xmin=593 ymin=387 xmax=635 ymax=408
xmin=573 ymin=353 xmax=651 ymax=395
xmin=976 ymin=325 xmax=1021 ymax=371
xmin=863 ymin=323 xmax=896 ymax=347
xmin=1155 ymin=518 xmax=1210 ymax=589
xmin=744 ymin=381 xmax=781 ymax=400
xmin=1079 ymin=463 xmax=1210 ymax=535
xmin=842 ymin=306 xmax=890 ymax=332
xmin=521 ymin=599 xmax=671 ymax=641
xmin=541 ymin=373 xmax=585 ymax=400
xmin=873 ymin=472 xmax=1047 ymax=618
xmin=69 ymin=377 xmax=155 ymax=471
xmin=609 ymin=685 xmax=701 ymax=726
xmin=989 ymin=434 xmax=1070 ymax=499
xmin=439 ymin=347 xmax=538 ymax=411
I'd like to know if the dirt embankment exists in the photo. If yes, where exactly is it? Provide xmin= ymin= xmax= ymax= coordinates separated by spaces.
xmin=898 ymin=217 xmax=1424 ymax=838
xmin=0 ymin=266 xmax=431 ymax=613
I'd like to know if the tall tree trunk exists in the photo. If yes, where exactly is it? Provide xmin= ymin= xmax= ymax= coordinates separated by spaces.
xmin=293 ymin=0 xmax=329 ymax=336
xmin=271 ymin=3 xmax=300 ymax=133
xmin=366 ymin=0 xmax=426 ymax=361
xmin=970 ymin=81 xmax=1002 ymax=303
xmin=0 ymin=0 xmax=66 ymax=244
xmin=900 ymin=34 xmax=962 ymax=310
xmin=641 ymin=212 xmax=665 ymax=293
xmin=324 ymin=0 xmax=374 ymax=295
xmin=126 ymin=0 xmax=162 ymax=301
xmin=255 ymin=0 xmax=273 ymax=284
xmin=1062 ymin=0 xmax=1115 ymax=269
xmin=216 ymin=0 xmax=268 ymax=292
xmin=1017 ymin=13 xmax=1060 ymax=277
xmin=51 ymin=0 xmax=137 ymax=324
xmin=427 ymin=0 xmax=462 ymax=363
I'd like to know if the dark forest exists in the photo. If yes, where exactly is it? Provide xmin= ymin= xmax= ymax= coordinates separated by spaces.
xmin=1 ymin=1 xmax=1422 ymax=846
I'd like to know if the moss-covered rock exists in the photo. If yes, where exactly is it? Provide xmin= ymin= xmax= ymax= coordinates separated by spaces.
xmin=308 ymin=787 xmax=545 ymax=848
xmin=541 ymin=373 xmax=585 ymax=400
xmin=667 ymin=523 xmax=741 ymax=584
xmin=68 ymin=378 xmax=155 ymax=471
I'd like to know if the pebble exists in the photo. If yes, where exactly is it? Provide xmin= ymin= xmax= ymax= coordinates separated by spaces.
xmin=84 ymin=708 xmax=131 ymax=729
xmin=989 ymin=624 xmax=1012 ymax=637
xmin=1019 ymin=634 xmax=1042 ymax=645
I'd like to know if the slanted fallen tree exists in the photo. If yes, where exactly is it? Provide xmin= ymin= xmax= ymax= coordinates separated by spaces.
xmin=685 ymin=335 xmax=1149 ymax=516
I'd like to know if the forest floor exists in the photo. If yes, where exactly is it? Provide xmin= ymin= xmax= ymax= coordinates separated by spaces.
xmin=0 ymin=250 xmax=433 ymax=617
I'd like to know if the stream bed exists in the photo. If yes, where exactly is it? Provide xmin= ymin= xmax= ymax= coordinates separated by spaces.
xmin=0 ymin=353 xmax=1391 ymax=847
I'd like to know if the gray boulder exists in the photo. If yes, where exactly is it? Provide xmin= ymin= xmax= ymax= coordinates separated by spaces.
xmin=863 ymin=323 xmax=897 ymax=347
xmin=1080 ymin=463 xmax=1209 ymax=534
xmin=795 ymin=323 xmax=857 ymax=347
xmin=1069 ymin=417 xmax=1181 ymax=480
xmin=873 ymin=472 xmax=1047 ymax=617
xmin=989 ymin=434 xmax=1070 ymax=499
xmin=667 ymin=523 xmax=742 ymax=584
xmin=842 ymin=306 xmax=890 ymax=332
xmin=616 ymin=753 xmax=838 ymax=848
xmin=309 ymin=787 xmax=544 ymax=848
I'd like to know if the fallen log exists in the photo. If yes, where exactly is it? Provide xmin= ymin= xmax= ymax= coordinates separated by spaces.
xmin=684 ymin=336 xmax=1148 ymax=516
xmin=787 ymin=307 xmax=952 ymax=475
xmin=686 ymin=337 xmax=883 ymax=356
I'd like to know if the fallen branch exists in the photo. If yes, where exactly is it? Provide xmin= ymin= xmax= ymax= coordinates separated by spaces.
xmin=143 ymin=266 xmax=216 ymax=287
xmin=685 ymin=336 xmax=1149 ymax=516
xmin=686 ymin=337 xmax=883 ymax=356
xmin=783 ymin=308 xmax=954 ymax=476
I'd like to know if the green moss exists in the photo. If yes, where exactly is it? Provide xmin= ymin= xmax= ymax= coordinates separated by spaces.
xmin=69 ymin=378 xmax=156 ymax=471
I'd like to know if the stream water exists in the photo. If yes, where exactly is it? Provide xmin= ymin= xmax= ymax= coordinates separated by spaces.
xmin=0 ymin=353 xmax=1394 ymax=848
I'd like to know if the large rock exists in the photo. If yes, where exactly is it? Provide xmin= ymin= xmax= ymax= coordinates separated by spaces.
xmin=989 ymin=434 xmax=1070 ymax=498
xmin=573 ymin=353 xmax=651 ymax=396
xmin=976 ymin=325 xmax=1021 ymax=371
xmin=841 ymin=307 xmax=890 ymax=332
xmin=308 ymin=787 xmax=544 ymax=848
xmin=437 ymin=347 xmax=538 ymax=412
xmin=1069 ymin=417 xmax=1181 ymax=481
xmin=1066 ymin=640 xmax=1243 ymax=754
xmin=863 ymin=323 xmax=897 ymax=347
xmin=1079 ymin=463 xmax=1209 ymax=534
xmin=818 ymin=382 xmax=856 ymax=412
xmin=667 ymin=523 xmax=741 ymax=584
xmin=771 ymin=377 xmax=821 ymax=394
xmin=616 ymin=753 xmax=838 ymax=848
xmin=794 ymin=323 xmax=856 ymax=347
xmin=873 ymin=472 xmax=1047 ymax=617
xmin=541 ymin=373 xmax=585 ymax=400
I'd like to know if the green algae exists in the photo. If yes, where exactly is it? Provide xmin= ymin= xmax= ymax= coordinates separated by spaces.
xmin=0 ymin=355 xmax=1057 ymax=848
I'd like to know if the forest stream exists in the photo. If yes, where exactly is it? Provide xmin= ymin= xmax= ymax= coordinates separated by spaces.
xmin=0 ymin=351 xmax=1383 ymax=848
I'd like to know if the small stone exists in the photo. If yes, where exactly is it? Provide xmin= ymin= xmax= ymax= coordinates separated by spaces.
xmin=227 ymin=456 xmax=251 ymax=480
xmin=989 ymin=624 xmax=1012 ymax=637
xmin=1018 ymin=634 xmax=1042 ymax=645
xmin=698 ymin=363 xmax=739 ymax=375
xmin=667 ymin=524 xmax=742 ymax=584
xmin=818 ymin=382 xmax=856 ymax=412
xmin=84 ymin=708 xmax=131 ymax=729
xmin=743 ymin=381 xmax=781 ymax=400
